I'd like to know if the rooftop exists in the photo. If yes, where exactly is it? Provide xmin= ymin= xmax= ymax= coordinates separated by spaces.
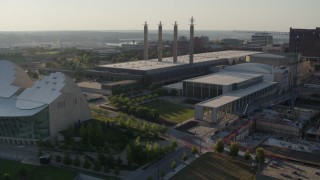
xmin=250 ymin=53 xmax=288 ymax=59
xmin=77 ymin=81 xmax=102 ymax=90
xmin=0 ymin=96 xmax=47 ymax=117
xmin=16 ymin=72 xmax=66 ymax=110
xmin=105 ymin=80 xmax=136 ymax=86
xmin=184 ymin=71 xmax=261 ymax=85
xmin=0 ymin=60 xmax=33 ymax=98
xmin=225 ymin=63 xmax=273 ymax=74
xmin=97 ymin=50 xmax=260 ymax=71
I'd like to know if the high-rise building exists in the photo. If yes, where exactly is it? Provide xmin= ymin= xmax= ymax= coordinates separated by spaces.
xmin=251 ymin=32 xmax=273 ymax=47
xmin=289 ymin=27 xmax=320 ymax=58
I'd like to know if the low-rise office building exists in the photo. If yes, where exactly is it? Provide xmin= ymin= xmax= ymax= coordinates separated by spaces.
xmin=193 ymin=63 xmax=288 ymax=122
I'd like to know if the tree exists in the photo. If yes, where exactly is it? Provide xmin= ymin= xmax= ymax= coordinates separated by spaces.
xmin=73 ymin=156 xmax=81 ymax=167
xmin=160 ymin=171 xmax=165 ymax=179
xmin=170 ymin=89 xmax=178 ymax=96
xmin=2 ymin=173 xmax=11 ymax=180
xmin=171 ymin=161 xmax=177 ymax=171
xmin=116 ymin=156 xmax=122 ymax=165
xmin=181 ymin=152 xmax=188 ymax=162
xmin=244 ymin=150 xmax=251 ymax=161
xmin=256 ymin=147 xmax=265 ymax=164
xmin=107 ymin=154 xmax=114 ymax=165
xmin=98 ymin=151 xmax=107 ymax=165
xmin=94 ymin=161 xmax=101 ymax=171
xmin=80 ymin=125 xmax=87 ymax=137
xmin=83 ymin=159 xmax=91 ymax=169
xmin=37 ymin=149 xmax=43 ymax=157
xmin=214 ymin=139 xmax=224 ymax=154
xmin=125 ymin=145 xmax=133 ymax=165
xmin=114 ymin=166 xmax=120 ymax=180
xmin=135 ymin=136 xmax=141 ymax=147
xmin=104 ymin=164 xmax=110 ymax=173
xmin=229 ymin=142 xmax=239 ymax=158
xmin=18 ymin=166 xmax=28 ymax=178
xmin=153 ymin=143 xmax=161 ymax=159
xmin=55 ymin=155 xmax=62 ymax=163
xmin=191 ymin=145 xmax=198 ymax=155
xmin=141 ymin=122 xmax=148 ymax=134
xmin=147 ymin=176 xmax=154 ymax=180
xmin=63 ymin=154 xmax=72 ymax=165
xmin=171 ymin=140 xmax=178 ymax=150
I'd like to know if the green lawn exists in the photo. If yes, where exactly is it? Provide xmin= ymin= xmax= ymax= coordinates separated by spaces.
xmin=0 ymin=159 xmax=76 ymax=180
xmin=171 ymin=152 xmax=256 ymax=180
xmin=147 ymin=99 xmax=194 ymax=124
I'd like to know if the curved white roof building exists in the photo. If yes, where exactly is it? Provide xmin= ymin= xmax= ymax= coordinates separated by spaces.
xmin=0 ymin=60 xmax=91 ymax=144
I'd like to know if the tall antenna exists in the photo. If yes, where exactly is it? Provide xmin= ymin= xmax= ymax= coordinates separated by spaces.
xmin=190 ymin=16 xmax=195 ymax=25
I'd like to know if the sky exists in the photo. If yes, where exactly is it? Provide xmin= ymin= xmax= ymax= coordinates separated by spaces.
xmin=0 ymin=0 xmax=319 ymax=31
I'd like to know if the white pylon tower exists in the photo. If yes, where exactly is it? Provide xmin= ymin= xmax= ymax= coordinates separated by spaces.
xmin=189 ymin=17 xmax=195 ymax=64
xmin=158 ymin=21 xmax=163 ymax=62
xmin=173 ymin=21 xmax=178 ymax=63
xmin=143 ymin=21 xmax=148 ymax=60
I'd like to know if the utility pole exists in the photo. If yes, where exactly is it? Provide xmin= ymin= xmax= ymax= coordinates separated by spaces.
xmin=199 ymin=137 xmax=202 ymax=153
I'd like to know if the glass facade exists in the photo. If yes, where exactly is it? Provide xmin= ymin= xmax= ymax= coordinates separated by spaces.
xmin=234 ymin=76 xmax=263 ymax=90
xmin=0 ymin=107 xmax=49 ymax=139
xmin=183 ymin=81 xmax=223 ymax=99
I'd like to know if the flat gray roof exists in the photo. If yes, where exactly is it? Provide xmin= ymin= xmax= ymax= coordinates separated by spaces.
xmin=162 ymin=82 xmax=183 ymax=90
xmin=250 ymin=53 xmax=287 ymax=59
xmin=78 ymin=81 xmax=102 ymax=90
xmin=198 ymin=81 xmax=277 ymax=108
xmin=97 ymin=50 xmax=260 ymax=71
xmin=184 ymin=71 xmax=262 ymax=85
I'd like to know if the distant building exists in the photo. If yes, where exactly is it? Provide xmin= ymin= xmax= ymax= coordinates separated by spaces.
xmin=289 ymin=27 xmax=320 ymax=59
xmin=0 ymin=60 xmax=91 ymax=144
xmin=121 ymin=44 xmax=144 ymax=51
xmin=93 ymin=48 xmax=120 ymax=59
xmin=251 ymin=32 xmax=273 ymax=47
xmin=221 ymin=38 xmax=243 ymax=48
xmin=194 ymin=36 xmax=210 ymax=53
xmin=170 ymin=40 xmax=189 ymax=55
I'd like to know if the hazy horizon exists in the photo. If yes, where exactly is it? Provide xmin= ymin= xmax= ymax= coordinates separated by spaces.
xmin=1 ymin=0 xmax=319 ymax=32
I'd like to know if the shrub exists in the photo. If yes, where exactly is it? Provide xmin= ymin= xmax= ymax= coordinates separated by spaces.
xmin=73 ymin=156 xmax=81 ymax=167
xmin=63 ymin=154 xmax=72 ymax=165
xmin=83 ymin=159 xmax=91 ymax=169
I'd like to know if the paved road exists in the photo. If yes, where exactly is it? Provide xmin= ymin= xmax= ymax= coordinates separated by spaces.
xmin=125 ymin=147 xmax=192 ymax=180
xmin=0 ymin=144 xmax=38 ymax=161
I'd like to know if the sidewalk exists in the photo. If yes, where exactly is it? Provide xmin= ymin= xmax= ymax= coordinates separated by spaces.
xmin=163 ymin=154 xmax=200 ymax=180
